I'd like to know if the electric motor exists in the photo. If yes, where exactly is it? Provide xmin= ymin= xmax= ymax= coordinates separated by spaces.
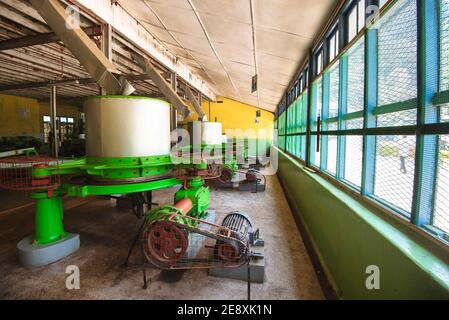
xmin=215 ymin=211 xmax=252 ymax=261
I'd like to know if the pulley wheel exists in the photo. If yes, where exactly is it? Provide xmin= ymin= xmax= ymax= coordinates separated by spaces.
xmin=219 ymin=168 xmax=233 ymax=184
xmin=143 ymin=221 xmax=188 ymax=267
xmin=216 ymin=241 xmax=242 ymax=262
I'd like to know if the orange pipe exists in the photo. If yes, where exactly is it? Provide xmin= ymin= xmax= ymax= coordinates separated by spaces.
xmin=174 ymin=198 xmax=193 ymax=214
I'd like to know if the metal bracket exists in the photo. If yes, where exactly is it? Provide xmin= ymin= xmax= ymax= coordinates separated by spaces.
xmin=249 ymin=228 xmax=264 ymax=247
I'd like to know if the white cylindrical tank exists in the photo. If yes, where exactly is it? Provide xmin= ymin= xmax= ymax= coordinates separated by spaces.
xmin=84 ymin=96 xmax=171 ymax=158
xmin=202 ymin=122 xmax=223 ymax=145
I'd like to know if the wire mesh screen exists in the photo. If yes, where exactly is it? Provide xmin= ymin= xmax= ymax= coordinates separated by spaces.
xmin=287 ymin=101 xmax=296 ymax=135
xmin=344 ymin=136 xmax=363 ymax=187
xmin=346 ymin=118 xmax=364 ymax=130
xmin=278 ymin=111 xmax=286 ymax=135
xmin=286 ymin=135 xmax=306 ymax=160
xmin=441 ymin=105 xmax=449 ymax=122
xmin=347 ymin=38 xmax=365 ymax=114
xmin=311 ymin=135 xmax=321 ymax=167
xmin=328 ymin=122 xmax=338 ymax=131
xmin=299 ymin=92 xmax=308 ymax=134
xmin=377 ymin=109 xmax=417 ymax=127
xmin=441 ymin=0 xmax=449 ymax=92
xmin=287 ymin=136 xmax=296 ymax=156
xmin=292 ymin=100 xmax=300 ymax=134
xmin=327 ymin=135 xmax=338 ymax=175
xmin=329 ymin=64 xmax=340 ymax=118
xmin=300 ymin=135 xmax=307 ymax=160
xmin=0 ymin=156 xmax=60 ymax=191
xmin=374 ymin=135 xmax=416 ymax=213
xmin=311 ymin=79 xmax=323 ymax=132
xmin=290 ymin=136 xmax=297 ymax=157
xmin=377 ymin=0 xmax=418 ymax=106
xmin=434 ymin=135 xmax=449 ymax=234
xmin=279 ymin=135 xmax=286 ymax=150
xmin=286 ymin=136 xmax=292 ymax=154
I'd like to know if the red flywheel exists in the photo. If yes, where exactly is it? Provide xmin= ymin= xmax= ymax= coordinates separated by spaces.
xmin=143 ymin=221 xmax=188 ymax=268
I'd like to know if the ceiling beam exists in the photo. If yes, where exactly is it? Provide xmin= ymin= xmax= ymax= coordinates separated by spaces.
xmin=132 ymin=53 xmax=191 ymax=119
xmin=74 ymin=0 xmax=216 ymax=101
xmin=185 ymin=86 xmax=206 ymax=121
xmin=0 ymin=26 xmax=101 ymax=51
xmin=29 ymin=0 xmax=135 ymax=96
xmin=0 ymin=73 xmax=162 ymax=91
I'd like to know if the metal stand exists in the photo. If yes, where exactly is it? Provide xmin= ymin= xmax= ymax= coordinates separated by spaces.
xmin=123 ymin=191 xmax=155 ymax=267
xmin=142 ymin=242 xmax=149 ymax=289
xmin=123 ymin=217 xmax=147 ymax=267
xmin=247 ymin=260 xmax=251 ymax=300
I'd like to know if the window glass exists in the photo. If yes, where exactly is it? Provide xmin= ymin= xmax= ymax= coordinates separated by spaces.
xmin=327 ymin=135 xmax=338 ymax=175
xmin=348 ymin=0 xmax=366 ymax=43
xmin=374 ymin=135 xmax=416 ymax=214
xmin=377 ymin=0 xmax=417 ymax=107
xmin=440 ymin=0 xmax=449 ymax=92
xmin=344 ymin=136 xmax=363 ymax=186
xmin=316 ymin=50 xmax=324 ymax=75
xmin=358 ymin=0 xmax=366 ymax=32
xmin=347 ymin=38 xmax=365 ymax=115
xmin=348 ymin=5 xmax=358 ymax=42
xmin=329 ymin=63 xmax=340 ymax=119
xmin=434 ymin=135 xmax=449 ymax=233
xmin=328 ymin=30 xmax=339 ymax=62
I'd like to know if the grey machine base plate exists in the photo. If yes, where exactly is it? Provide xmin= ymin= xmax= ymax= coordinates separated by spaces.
xmin=17 ymin=233 xmax=80 ymax=267
xmin=209 ymin=246 xmax=265 ymax=283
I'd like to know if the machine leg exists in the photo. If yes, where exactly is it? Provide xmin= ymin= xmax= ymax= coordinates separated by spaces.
xmin=141 ymin=243 xmax=149 ymax=289
xmin=123 ymin=191 xmax=152 ymax=267
xmin=123 ymin=217 xmax=147 ymax=267
xmin=17 ymin=193 xmax=79 ymax=267
xmin=247 ymin=260 xmax=251 ymax=301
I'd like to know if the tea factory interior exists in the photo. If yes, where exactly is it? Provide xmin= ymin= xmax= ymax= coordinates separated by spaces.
xmin=0 ymin=0 xmax=448 ymax=300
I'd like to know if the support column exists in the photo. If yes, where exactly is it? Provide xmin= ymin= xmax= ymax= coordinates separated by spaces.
xmin=171 ymin=72 xmax=178 ymax=131
xmin=50 ymin=86 xmax=58 ymax=159
xmin=17 ymin=192 xmax=80 ymax=267
xmin=101 ymin=23 xmax=113 ymax=96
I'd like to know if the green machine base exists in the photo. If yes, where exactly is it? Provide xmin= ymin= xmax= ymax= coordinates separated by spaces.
xmin=17 ymin=192 xmax=80 ymax=267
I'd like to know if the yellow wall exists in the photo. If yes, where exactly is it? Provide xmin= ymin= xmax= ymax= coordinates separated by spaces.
xmin=0 ymin=93 xmax=81 ymax=139
xmin=184 ymin=96 xmax=274 ymax=139
xmin=0 ymin=94 xmax=40 ymax=137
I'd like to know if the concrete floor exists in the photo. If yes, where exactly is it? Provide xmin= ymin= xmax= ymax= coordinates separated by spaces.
xmin=0 ymin=175 xmax=324 ymax=300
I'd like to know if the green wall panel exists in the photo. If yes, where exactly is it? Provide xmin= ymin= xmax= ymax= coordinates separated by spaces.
xmin=277 ymin=149 xmax=449 ymax=299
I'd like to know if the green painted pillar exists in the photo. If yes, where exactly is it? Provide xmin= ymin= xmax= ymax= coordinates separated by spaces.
xmin=30 ymin=193 xmax=67 ymax=245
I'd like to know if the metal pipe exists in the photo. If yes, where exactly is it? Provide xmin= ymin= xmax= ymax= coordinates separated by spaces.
xmin=50 ymin=86 xmax=58 ymax=159
xmin=174 ymin=198 xmax=193 ymax=214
